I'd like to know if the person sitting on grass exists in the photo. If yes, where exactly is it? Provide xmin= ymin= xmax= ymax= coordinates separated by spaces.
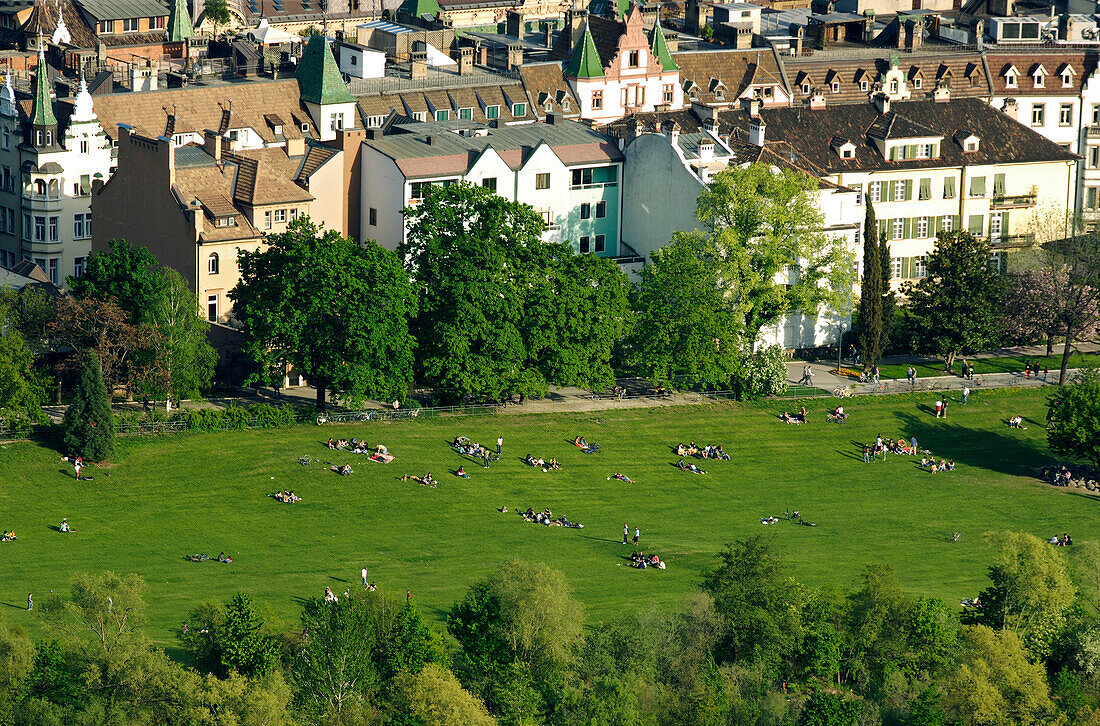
xmin=573 ymin=436 xmax=588 ymax=448
xmin=920 ymin=456 xmax=930 ymax=468
xmin=525 ymin=454 xmax=537 ymax=466
xmin=2 ymin=530 xmax=15 ymax=541
xmin=608 ymin=473 xmax=635 ymax=483
xmin=676 ymin=443 xmax=688 ymax=456
xmin=547 ymin=458 xmax=561 ymax=470
xmin=327 ymin=438 xmax=335 ymax=449
xmin=1008 ymin=415 xmax=1026 ymax=428
xmin=799 ymin=406 xmax=808 ymax=423
xmin=715 ymin=445 xmax=730 ymax=460
xmin=58 ymin=518 xmax=73 ymax=533
xmin=423 ymin=472 xmax=434 ymax=487
xmin=828 ymin=406 xmax=846 ymax=422
xmin=945 ymin=460 xmax=956 ymax=471
xmin=456 ymin=466 xmax=468 ymax=479
xmin=330 ymin=464 xmax=353 ymax=476
xmin=218 ymin=552 xmax=232 ymax=563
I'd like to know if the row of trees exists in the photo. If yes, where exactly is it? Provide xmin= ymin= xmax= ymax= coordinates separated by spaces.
xmin=855 ymin=202 xmax=1100 ymax=386
xmin=6 ymin=532 xmax=1100 ymax=725
xmin=230 ymin=165 xmax=854 ymax=407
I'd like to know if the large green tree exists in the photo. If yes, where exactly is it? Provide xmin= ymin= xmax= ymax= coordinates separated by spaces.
xmin=231 ymin=217 xmax=417 ymax=410
xmin=1048 ymin=366 xmax=1100 ymax=470
xmin=902 ymin=231 xmax=1003 ymax=373
xmin=857 ymin=202 xmax=885 ymax=367
xmin=61 ymin=351 xmax=114 ymax=461
xmin=290 ymin=593 xmax=379 ymax=715
xmin=693 ymin=163 xmax=855 ymax=351
xmin=145 ymin=268 xmax=216 ymax=406
xmin=0 ymin=292 xmax=47 ymax=428
xmin=68 ymin=239 xmax=164 ymax=326
xmin=629 ymin=231 xmax=743 ymax=387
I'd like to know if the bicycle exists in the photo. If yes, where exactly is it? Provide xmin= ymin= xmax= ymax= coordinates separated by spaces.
xmin=832 ymin=386 xmax=853 ymax=398
xmin=298 ymin=455 xmax=312 ymax=466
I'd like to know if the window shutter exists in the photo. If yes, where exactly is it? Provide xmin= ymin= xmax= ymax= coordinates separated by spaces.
xmin=903 ymin=257 xmax=913 ymax=278
xmin=931 ymin=216 xmax=940 ymax=236
xmin=954 ymin=214 xmax=962 ymax=231
xmin=944 ymin=177 xmax=955 ymax=198
xmin=1001 ymin=210 xmax=1009 ymax=233
xmin=903 ymin=217 xmax=912 ymax=238
xmin=905 ymin=180 xmax=913 ymax=200
xmin=887 ymin=180 xmax=896 ymax=199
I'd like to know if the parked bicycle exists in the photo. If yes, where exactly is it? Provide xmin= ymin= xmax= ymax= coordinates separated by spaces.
xmin=832 ymin=386 xmax=853 ymax=398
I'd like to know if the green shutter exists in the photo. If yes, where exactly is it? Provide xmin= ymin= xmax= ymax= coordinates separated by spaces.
xmin=932 ymin=216 xmax=940 ymax=236
xmin=970 ymin=176 xmax=986 ymax=197
xmin=1001 ymin=210 xmax=1009 ymax=234
xmin=954 ymin=214 xmax=962 ymax=231
xmin=944 ymin=177 xmax=955 ymax=199
xmin=968 ymin=215 xmax=984 ymax=235
xmin=906 ymin=180 xmax=913 ymax=200
xmin=903 ymin=257 xmax=913 ymax=278
xmin=887 ymin=180 xmax=896 ymax=200
xmin=903 ymin=218 xmax=912 ymax=239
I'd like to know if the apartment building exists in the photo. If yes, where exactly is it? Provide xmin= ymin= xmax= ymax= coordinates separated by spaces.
xmin=360 ymin=116 xmax=624 ymax=256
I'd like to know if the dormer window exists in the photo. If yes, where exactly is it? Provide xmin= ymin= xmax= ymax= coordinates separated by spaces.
xmin=561 ymin=99 xmax=570 ymax=112
xmin=913 ymin=77 xmax=922 ymax=90
xmin=1034 ymin=72 xmax=1045 ymax=88
xmin=889 ymin=80 xmax=899 ymax=94
xmin=1063 ymin=73 xmax=1073 ymax=87
xmin=842 ymin=148 xmax=853 ymax=158
xmin=860 ymin=80 xmax=869 ymax=92
xmin=1060 ymin=64 xmax=1076 ymax=87
xmin=830 ymin=81 xmax=839 ymax=93
xmin=1004 ymin=65 xmax=1019 ymax=89
xmin=801 ymin=82 xmax=810 ymax=94
xmin=714 ymin=88 xmax=725 ymax=101
xmin=216 ymin=215 xmax=236 ymax=227
xmin=545 ymin=101 xmax=553 ymax=113
xmin=967 ymin=141 xmax=977 ymax=151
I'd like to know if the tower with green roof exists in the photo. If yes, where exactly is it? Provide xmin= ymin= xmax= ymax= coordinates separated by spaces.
xmin=29 ymin=48 xmax=57 ymax=148
xmin=167 ymin=0 xmax=194 ymax=42
xmin=650 ymin=21 xmax=678 ymax=71
xmin=398 ymin=0 xmax=440 ymax=20
xmin=564 ymin=25 xmax=604 ymax=79
xmin=296 ymin=35 xmax=358 ymax=141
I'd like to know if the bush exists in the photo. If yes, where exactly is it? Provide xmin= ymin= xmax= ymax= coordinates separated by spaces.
xmin=737 ymin=345 xmax=789 ymax=400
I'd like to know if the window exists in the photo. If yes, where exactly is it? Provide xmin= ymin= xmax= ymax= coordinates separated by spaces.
xmin=893 ymin=180 xmax=906 ymax=202
xmin=290 ymin=209 xmax=298 ymax=221
xmin=481 ymin=177 xmax=497 ymax=192
xmin=21 ymin=212 xmax=28 ymax=241
xmin=207 ymin=294 xmax=218 ymax=322
xmin=969 ymin=176 xmax=986 ymax=197
xmin=913 ymin=77 xmax=922 ymax=89
xmin=47 ymin=258 xmax=58 ymax=284
xmin=1031 ymin=103 xmax=1045 ymax=126
xmin=1006 ymin=73 xmax=1017 ymax=89
xmin=122 ymin=18 xmax=138 ymax=31
xmin=914 ymin=255 xmax=928 ymax=278
xmin=890 ymin=257 xmax=903 ymax=279
xmin=48 ymin=216 xmax=58 ymax=242
xmin=860 ymin=79 xmax=869 ymax=92
xmin=990 ymin=252 xmax=1003 ymax=272
xmin=1061 ymin=103 xmax=1074 ymax=126
xmin=1092 ymin=147 xmax=1100 ymax=168
xmin=968 ymin=214 xmax=984 ymax=236
xmin=1 ymin=127 xmax=8 ymax=150
xmin=33 ymin=215 xmax=45 ymax=242
xmin=73 ymin=256 xmax=86 ymax=278
xmin=79 ymin=174 xmax=91 ymax=194
xmin=580 ymin=203 xmax=591 ymax=220
xmin=918 ymin=143 xmax=934 ymax=158
xmin=1093 ymin=104 xmax=1100 ymax=126
xmin=1 ymin=166 xmax=10 ymax=192
xmin=595 ymin=234 xmax=605 ymax=253
xmin=1063 ymin=72 xmax=1073 ymax=88
xmin=100 ymin=19 xmax=114 ymax=32
xmin=368 ymin=207 xmax=377 ymax=226
xmin=943 ymin=177 xmax=956 ymax=199
xmin=571 ymin=168 xmax=594 ymax=187
xmin=512 ymin=103 xmax=526 ymax=117
xmin=853 ymin=183 xmax=863 ymax=205
xmin=993 ymin=173 xmax=1005 ymax=198
xmin=350 ymin=55 xmax=358 ymax=66
xmin=892 ymin=218 xmax=904 ymax=240
xmin=535 ymin=173 xmax=550 ymax=190
xmin=918 ymin=177 xmax=931 ymax=200
xmin=869 ymin=181 xmax=882 ymax=203
xmin=579 ymin=236 xmax=590 ymax=253
xmin=274 ymin=209 xmax=286 ymax=223
xmin=264 ymin=211 xmax=272 ymax=229
xmin=628 ymin=50 xmax=640 ymax=67
xmin=591 ymin=91 xmax=602 ymax=110
xmin=216 ymin=215 xmax=234 ymax=227
xmin=941 ymin=216 xmax=953 ymax=233
xmin=485 ymin=105 xmax=500 ymax=119
xmin=663 ymin=84 xmax=673 ymax=104
xmin=966 ymin=141 xmax=977 ymax=152
xmin=1034 ymin=72 xmax=1045 ymax=88
xmin=459 ymin=107 xmax=473 ymax=120
xmin=596 ymin=201 xmax=606 ymax=218
xmin=152 ymin=15 xmax=164 ymax=28
xmin=435 ymin=109 xmax=449 ymax=121
xmin=890 ymin=80 xmax=899 ymax=94
xmin=830 ymin=81 xmax=839 ymax=93
xmin=990 ymin=212 xmax=1003 ymax=237
xmin=208 ymin=252 xmax=219 ymax=274
xmin=366 ymin=115 xmax=385 ymax=128
xmin=916 ymin=216 xmax=929 ymax=238
xmin=1089 ymin=187 xmax=1100 ymax=209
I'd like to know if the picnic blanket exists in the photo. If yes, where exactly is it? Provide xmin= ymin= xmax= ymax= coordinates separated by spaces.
xmin=369 ymin=453 xmax=395 ymax=464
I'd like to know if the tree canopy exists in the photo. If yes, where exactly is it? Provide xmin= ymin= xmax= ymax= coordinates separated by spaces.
xmin=1048 ymin=366 xmax=1100 ymax=470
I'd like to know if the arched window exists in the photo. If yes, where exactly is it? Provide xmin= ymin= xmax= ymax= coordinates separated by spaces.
xmin=34 ymin=179 xmax=46 ymax=196
xmin=47 ymin=179 xmax=59 ymax=197
xmin=207 ymin=252 xmax=219 ymax=275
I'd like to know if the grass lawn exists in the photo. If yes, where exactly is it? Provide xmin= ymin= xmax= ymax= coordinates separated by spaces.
xmin=0 ymin=387 xmax=1090 ymax=649
xmin=877 ymin=352 xmax=1100 ymax=380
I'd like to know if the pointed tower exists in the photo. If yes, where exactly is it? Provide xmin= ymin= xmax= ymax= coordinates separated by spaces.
xmin=71 ymin=74 xmax=95 ymax=123
xmin=0 ymin=74 xmax=15 ymax=118
xmin=296 ymin=35 xmax=357 ymax=141
xmin=650 ymin=21 xmax=678 ymax=72
xmin=167 ymin=0 xmax=193 ymax=41
xmin=29 ymin=48 xmax=58 ymax=148
xmin=564 ymin=25 xmax=604 ymax=79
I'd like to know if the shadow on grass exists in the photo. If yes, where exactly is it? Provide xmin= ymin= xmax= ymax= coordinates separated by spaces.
xmin=580 ymin=535 xmax=621 ymax=545
xmin=894 ymin=412 xmax=1050 ymax=477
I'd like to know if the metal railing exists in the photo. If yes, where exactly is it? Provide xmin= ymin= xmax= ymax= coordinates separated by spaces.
xmin=991 ymin=192 xmax=1038 ymax=208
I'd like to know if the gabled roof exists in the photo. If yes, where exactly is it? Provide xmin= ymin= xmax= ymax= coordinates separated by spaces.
xmin=866 ymin=109 xmax=940 ymax=140
xmin=650 ymin=21 xmax=677 ymax=72
xmin=23 ymin=0 xmax=98 ymax=49
xmin=564 ymin=24 xmax=604 ymax=79
xmin=74 ymin=0 xmax=169 ymax=21
xmin=296 ymin=34 xmax=356 ymax=105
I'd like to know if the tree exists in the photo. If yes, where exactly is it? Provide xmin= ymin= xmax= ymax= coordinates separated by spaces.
xmin=858 ymin=202 xmax=885 ymax=367
xmin=522 ymin=246 xmax=632 ymax=392
xmin=290 ymin=593 xmax=379 ymax=715
xmin=942 ymin=625 xmax=1053 ymax=726
xmin=798 ymin=691 xmax=863 ymax=726
xmin=0 ymin=293 xmax=47 ymax=427
xmin=50 ymin=296 xmax=158 ymax=397
xmin=964 ymin=531 xmax=1076 ymax=658
xmin=218 ymin=593 xmax=280 ymax=678
xmin=1032 ymin=234 xmax=1100 ymax=385
xmin=202 ymin=0 xmax=231 ymax=37
xmin=1048 ymin=367 xmax=1100 ymax=470
xmin=389 ymin=664 xmax=497 ymax=726
xmin=402 ymin=184 xmax=546 ymax=402
xmin=62 ymin=351 xmax=114 ymax=461
xmin=1072 ymin=540 xmax=1100 ymax=612
xmin=903 ymin=231 xmax=1003 ymax=373
xmin=231 ymin=218 xmax=417 ymax=411
xmin=145 ymin=269 xmax=216 ymax=407
xmin=701 ymin=535 xmax=804 ymax=675
xmin=68 ymin=239 xmax=165 ymax=327
xmin=693 ymin=163 xmax=855 ymax=351
xmin=629 ymin=231 xmax=743 ymax=387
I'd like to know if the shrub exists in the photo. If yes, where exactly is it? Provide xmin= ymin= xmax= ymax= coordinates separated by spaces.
xmin=737 ymin=345 xmax=789 ymax=400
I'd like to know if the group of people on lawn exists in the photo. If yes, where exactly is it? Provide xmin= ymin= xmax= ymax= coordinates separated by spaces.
xmin=273 ymin=490 xmax=301 ymax=503
xmin=863 ymin=435 xmax=918 ymax=461
xmin=520 ymin=507 xmax=583 ymax=528
xmin=780 ymin=407 xmax=809 ymax=425
xmin=1051 ymin=533 xmax=1074 ymax=546
xmin=525 ymin=454 xmax=561 ymax=470
xmin=675 ymin=441 xmax=730 ymax=460
xmin=630 ymin=551 xmax=665 ymax=569
xmin=920 ymin=456 xmax=956 ymax=473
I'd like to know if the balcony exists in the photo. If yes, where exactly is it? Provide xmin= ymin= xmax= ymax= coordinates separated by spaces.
xmin=991 ymin=192 xmax=1038 ymax=209
xmin=21 ymin=192 xmax=62 ymax=212
xmin=990 ymin=233 xmax=1036 ymax=249
xmin=1088 ymin=126 xmax=1100 ymax=138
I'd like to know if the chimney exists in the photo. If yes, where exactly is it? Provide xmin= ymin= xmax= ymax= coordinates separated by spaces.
xmin=668 ymin=121 xmax=680 ymax=145
xmin=459 ymin=46 xmax=473 ymax=75
xmin=543 ymin=21 xmax=554 ymax=48
xmin=874 ymin=93 xmax=890 ymax=114
xmin=424 ymin=135 xmax=433 ymax=145
xmin=735 ymin=25 xmax=752 ymax=49
xmin=741 ymin=96 xmax=761 ymax=116
xmin=546 ymin=111 xmax=557 ymax=124
xmin=1001 ymin=97 xmax=1019 ymax=120
xmin=794 ymin=25 xmax=804 ymax=55
xmin=665 ymin=31 xmax=679 ymax=52
xmin=748 ymin=117 xmax=765 ymax=146
xmin=411 ymin=51 xmax=428 ymax=79
xmin=698 ymin=136 xmax=715 ymax=160
xmin=933 ymin=81 xmax=950 ymax=102
xmin=507 ymin=44 xmax=523 ymax=70
xmin=286 ymin=136 xmax=305 ymax=156
xmin=203 ymin=129 xmax=222 ymax=161
xmin=809 ymin=89 xmax=826 ymax=109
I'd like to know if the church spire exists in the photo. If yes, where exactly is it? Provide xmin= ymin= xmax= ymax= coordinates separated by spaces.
xmin=29 ymin=47 xmax=57 ymax=128
xmin=167 ymin=0 xmax=193 ymax=42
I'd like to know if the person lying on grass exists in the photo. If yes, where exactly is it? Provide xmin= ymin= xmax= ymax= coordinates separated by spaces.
xmin=331 ymin=464 xmax=353 ymax=476
xmin=273 ymin=490 xmax=301 ymax=503
xmin=780 ymin=411 xmax=804 ymax=425
xmin=676 ymin=458 xmax=707 ymax=474
xmin=608 ymin=473 xmax=635 ymax=483
xmin=573 ymin=436 xmax=588 ymax=448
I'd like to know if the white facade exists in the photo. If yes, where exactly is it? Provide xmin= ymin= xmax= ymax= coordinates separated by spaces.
xmin=337 ymin=42 xmax=386 ymax=79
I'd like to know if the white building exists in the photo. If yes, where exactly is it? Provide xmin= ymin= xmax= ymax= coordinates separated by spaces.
xmin=337 ymin=40 xmax=386 ymax=79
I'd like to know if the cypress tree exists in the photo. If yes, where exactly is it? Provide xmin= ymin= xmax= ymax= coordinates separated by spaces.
xmin=63 ymin=351 xmax=115 ymax=461
xmin=857 ymin=202 xmax=884 ymax=367
xmin=880 ymin=234 xmax=896 ymax=355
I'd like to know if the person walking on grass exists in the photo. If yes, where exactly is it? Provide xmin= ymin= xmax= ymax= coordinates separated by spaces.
xmin=26 ymin=593 xmax=32 ymax=611
xmin=863 ymin=443 xmax=871 ymax=463
xmin=633 ymin=527 xmax=640 ymax=546
xmin=361 ymin=566 xmax=368 ymax=587
xmin=910 ymin=436 xmax=918 ymax=454
xmin=496 ymin=436 xmax=503 ymax=455
xmin=907 ymin=366 xmax=916 ymax=387
xmin=73 ymin=456 xmax=83 ymax=481
xmin=962 ymin=386 xmax=970 ymax=405
xmin=935 ymin=398 xmax=943 ymax=418
xmin=941 ymin=398 xmax=949 ymax=419
xmin=623 ymin=523 xmax=629 ymax=545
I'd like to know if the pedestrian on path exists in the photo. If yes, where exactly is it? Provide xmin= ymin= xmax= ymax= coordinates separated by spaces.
xmin=941 ymin=399 xmax=949 ymax=418
xmin=361 ymin=567 xmax=368 ymax=586
xmin=935 ymin=399 xmax=943 ymax=418
xmin=623 ymin=524 xmax=629 ymax=545
xmin=1024 ymin=361 xmax=1031 ymax=379
xmin=967 ymin=362 xmax=974 ymax=380
xmin=872 ymin=364 xmax=880 ymax=384
xmin=907 ymin=366 xmax=916 ymax=386
xmin=496 ymin=436 xmax=503 ymax=454
xmin=962 ymin=386 xmax=970 ymax=404
xmin=633 ymin=527 xmax=640 ymax=545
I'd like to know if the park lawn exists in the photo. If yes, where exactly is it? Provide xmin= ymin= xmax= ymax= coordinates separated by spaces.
xmin=0 ymin=387 xmax=1087 ymax=649
xmin=877 ymin=352 xmax=1100 ymax=380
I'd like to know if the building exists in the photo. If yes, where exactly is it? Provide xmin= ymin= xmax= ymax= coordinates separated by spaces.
xmin=360 ymin=115 xmax=624 ymax=256
xmin=0 ymin=53 xmax=113 ymax=284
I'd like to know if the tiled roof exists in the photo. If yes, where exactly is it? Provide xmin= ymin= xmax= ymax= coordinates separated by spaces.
xmin=719 ymin=98 xmax=1078 ymax=173
xmin=985 ymin=50 xmax=1099 ymax=96
xmin=519 ymin=62 xmax=580 ymax=119
xmin=225 ymin=146 xmax=314 ymax=205
xmin=101 ymin=31 xmax=168 ymax=45
xmin=865 ymin=110 xmax=940 ymax=140
xmin=89 ymin=79 xmax=308 ymax=143
xmin=675 ymin=48 xmax=787 ymax=103
xmin=22 ymin=0 xmax=99 ymax=49
xmin=297 ymin=141 xmax=338 ymax=178
xmin=783 ymin=52 xmax=992 ymax=105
